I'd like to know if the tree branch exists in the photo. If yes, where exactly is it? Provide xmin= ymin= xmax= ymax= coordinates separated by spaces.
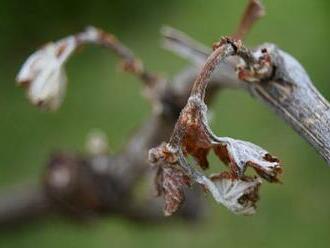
xmin=2 ymin=0 xmax=328 ymax=229
xmin=0 ymin=184 xmax=49 ymax=227
xmin=162 ymin=28 xmax=330 ymax=165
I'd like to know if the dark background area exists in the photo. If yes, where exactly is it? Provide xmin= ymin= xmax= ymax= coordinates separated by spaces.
xmin=0 ymin=0 xmax=329 ymax=247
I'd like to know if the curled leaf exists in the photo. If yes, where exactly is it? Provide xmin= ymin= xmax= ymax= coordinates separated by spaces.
xmin=149 ymin=31 xmax=282 ymax=217
xmin=16 ymin=37 xmax=76 ymax=111
xmin=155 ymin=164 xmax=191 ymax=216
xmin=16 ymin=26 xmax=107 ymax=111
xmin=210 ymin=172 xmax=261 ymax=215
xmin=214 ymin=137 xmax=281 ymax=182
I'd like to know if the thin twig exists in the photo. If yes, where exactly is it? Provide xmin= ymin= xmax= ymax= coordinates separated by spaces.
xmin=76 ymin=26 xmax=161 ymax=88
xmin=233 ymin=0 xmax=265 ymax=39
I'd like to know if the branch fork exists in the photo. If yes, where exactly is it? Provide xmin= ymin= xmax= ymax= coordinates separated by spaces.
xmin=149 ymin=37 xmax=282 ymax=216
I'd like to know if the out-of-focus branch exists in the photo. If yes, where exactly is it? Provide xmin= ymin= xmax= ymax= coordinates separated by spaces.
xmin=2 ymin=21 xmax=215 ymax=227
xmin=162 ymin=26 xmax=212 ymax=66
xmin=233 ymin=0 xmax=265 ymax=39
xmin=0 ymin=184 xmax=49 ymax=226
xmin=1 ymin=40 xmax=209 ymax=227
xmin=78 ymin=26 xmax=161 ymax=89
xmin=0 ymin=113 xmax=204 ymax=228
xmin=161 ymin=27 xmax=243 ymax=90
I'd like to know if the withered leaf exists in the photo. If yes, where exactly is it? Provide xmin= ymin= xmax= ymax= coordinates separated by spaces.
xmin=180 ymin=97 xmax=212 ymax=170
xmin=155 ymin=164 xmax=191 ymax=216
xmin=210 ymin=172 xmax=261 ymax=215
xmin=214 ymin=137 xmax=282 ymax=182
xmin=148 ymin=35 xmax=283 ymax=217
xmin=16 ymin=37 xmax=77 ymax=111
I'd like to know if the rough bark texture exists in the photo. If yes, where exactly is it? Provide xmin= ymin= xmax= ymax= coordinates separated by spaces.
xmin=251 ymin=45 xmax=330 ymax=163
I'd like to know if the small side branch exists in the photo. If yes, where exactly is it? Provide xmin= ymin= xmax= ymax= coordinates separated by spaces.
xmin=233 ymin=0 xmax=265 ymax=39
xmin=78 ymin=27 xmax=160 ymax=88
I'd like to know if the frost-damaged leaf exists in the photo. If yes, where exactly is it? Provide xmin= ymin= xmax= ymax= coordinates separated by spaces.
xmin=149 ymin=35 xmax=282 ymax=217
xmin=209 ymin=172 xmax=261 ymax=215
xmin=16 ymin=36 xmax=77 ymax=111
xmin=180 ymin=98 xmax=212 ymax=170
xmin=155 ymin=165 xmax=191 ymax=216
xmin=149 ymin=144 xmax=192 ymax=216
xmin=15 ymin=26 xmax=104 ymax=111
xmin=177 ymin=97 xmax=282 ymax=181
xmin=15 ymin=26 xmax=109 ymax=111
xmin=214 ymin=137 xmax=282 ymax=182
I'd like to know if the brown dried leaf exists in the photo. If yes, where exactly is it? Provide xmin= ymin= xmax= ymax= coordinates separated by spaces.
xmin=180 ymin=97 xmax=212 ymax=170
xmin=155 ymin=164 xmax=191 ymax=216
xmin=182 ymin=132 xmax=210 ymax=170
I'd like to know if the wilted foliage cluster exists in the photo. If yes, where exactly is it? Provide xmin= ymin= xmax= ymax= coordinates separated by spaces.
xmin=10 ymin=0 xmax=329 ymax=223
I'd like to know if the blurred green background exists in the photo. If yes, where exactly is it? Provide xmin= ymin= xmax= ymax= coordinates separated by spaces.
xmin=0 ymin=0 xmax=329 ymax=247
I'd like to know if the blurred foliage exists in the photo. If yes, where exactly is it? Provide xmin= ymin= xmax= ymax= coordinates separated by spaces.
xmin=0 ymin=0 xmax=329 ymax=247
